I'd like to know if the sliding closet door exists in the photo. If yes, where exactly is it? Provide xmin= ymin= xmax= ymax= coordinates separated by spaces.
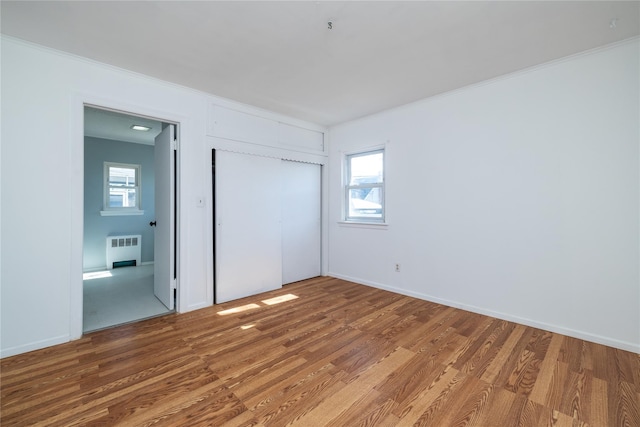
xmin=281 ymin=160 xmax=321 ymax=284
xmin=215 ymin=151 xmax=282 ymax=303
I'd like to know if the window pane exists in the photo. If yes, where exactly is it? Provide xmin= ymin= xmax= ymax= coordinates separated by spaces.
xmin=349 ymin=152 xmax=383 ymax=185
xmin=109 ymin=167 xmax=136 ymax=187
xmin=109 ymin=193 xmax=123 ymax=208
xmin=348 ymin=187 xmax=382 ymax=219
xmin=109 ymin=188 xmax=137 ymax=208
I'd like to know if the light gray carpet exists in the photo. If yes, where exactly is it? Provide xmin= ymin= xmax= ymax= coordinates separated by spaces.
xmin=83 ymin=264 xmax=172 ymax=332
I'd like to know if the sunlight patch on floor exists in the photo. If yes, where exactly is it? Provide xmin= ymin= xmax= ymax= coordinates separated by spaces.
xmin=262 ymin=294 xmax=299 ymax=306
xmin=83 ymin=271 xmax=113 ymax=280
xmin=217 ymin=303 xmax=261 ymax=316
xmin=217 ymin=293 xmax=300 ymax=317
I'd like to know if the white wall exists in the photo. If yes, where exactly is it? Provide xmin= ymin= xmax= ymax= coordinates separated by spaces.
xmin=328 ymin=39 xmax=640 ymax=352
xmin=0 ymin=37 xmax=326 ymax=358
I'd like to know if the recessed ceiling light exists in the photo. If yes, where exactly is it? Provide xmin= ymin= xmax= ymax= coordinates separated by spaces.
xmin=131 ymin=125 xmax=151 ymax=131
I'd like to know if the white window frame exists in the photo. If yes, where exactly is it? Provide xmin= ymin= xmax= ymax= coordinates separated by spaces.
xmin=344 ymin=148 xmax=385 ymax=223
xmin=100 ymin=161 xmax=144 ymax=216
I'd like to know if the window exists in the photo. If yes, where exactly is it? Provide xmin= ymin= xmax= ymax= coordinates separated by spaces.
xmin=101 ymin=162 xmax=143 ymax=216
xmin=345 ymin=149 xmax=384 ymax=222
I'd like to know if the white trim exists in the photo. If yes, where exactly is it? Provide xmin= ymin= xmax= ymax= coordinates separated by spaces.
xmin=337 ymin=221 xmax=389 ymax=229
xmin=343 ymin=147 xmax=386 ymax=223
xmin=207 ymin=103 xmax=327 ymax=156
xmin=70 ymin=96 xmax=85 ymax=341
xmin=207 ymin=102 xmax=327 ymax=137
xmin=100 ymin=210 xmax=144 ymax=216
xmin=209 ymin=136 xmax=327 ymax=165
xmin=185 ymin=301 xmax=211 ymax=312
xmin=103 ymin=161 xmax=142 ymax=212
xmin=320 ymin=162 xmax=329 ymax=276
xmin=0 ymin=334 xmax=70 ymax=359
xmin=341 ymin=144 xmax=386 ymax=158
xmin=72 ymin=92 xmax=187 ymax=343
xmin=328 ymin=272 xmax=640 ymax=354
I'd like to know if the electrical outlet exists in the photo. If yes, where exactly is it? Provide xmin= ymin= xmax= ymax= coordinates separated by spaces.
xmin=395 ymin=263 xmax=400 ymax=272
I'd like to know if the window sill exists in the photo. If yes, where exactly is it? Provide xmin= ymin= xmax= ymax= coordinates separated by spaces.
xmin=338 ymin=221 xmax=388 ymax=229
xmin=100 ymin=210 xmax=145 ymax=217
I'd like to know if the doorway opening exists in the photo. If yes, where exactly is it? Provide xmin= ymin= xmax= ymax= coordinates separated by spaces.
xmin=83 ymin=106 xmax=178 ymax=332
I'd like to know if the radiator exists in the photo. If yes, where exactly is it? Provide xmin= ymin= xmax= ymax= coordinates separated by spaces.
xmin=106 ymin=234 xmax=142 ymax=269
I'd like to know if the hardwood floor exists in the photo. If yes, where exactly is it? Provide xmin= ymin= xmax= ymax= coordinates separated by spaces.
xmin=2 ymin=277 xmax=638 ymax=426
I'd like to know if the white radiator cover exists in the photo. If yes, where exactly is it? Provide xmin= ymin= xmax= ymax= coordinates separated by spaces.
xmin=106 ymin=234 xmax=141 ymax=269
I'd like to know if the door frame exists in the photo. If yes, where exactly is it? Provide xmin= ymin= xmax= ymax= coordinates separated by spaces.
xmin=71 ymin=94 xmax=183 ymax=340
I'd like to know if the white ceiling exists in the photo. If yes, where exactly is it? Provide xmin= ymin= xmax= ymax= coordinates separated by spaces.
xmin=85 ymin=107 xmax=163 ymax=145
xmin=2 ymin=1 xmax=638 ymax=126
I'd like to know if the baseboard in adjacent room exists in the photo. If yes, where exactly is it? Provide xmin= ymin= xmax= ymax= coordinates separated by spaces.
xmin=83 ymin=262 xmax=154 ymax=274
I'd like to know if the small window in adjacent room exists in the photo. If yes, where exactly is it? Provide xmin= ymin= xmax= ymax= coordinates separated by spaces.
xmin=100 ymin=162 xmax=144 ymax=216
xmin=345 ymin=149 xmax=385 ymax=222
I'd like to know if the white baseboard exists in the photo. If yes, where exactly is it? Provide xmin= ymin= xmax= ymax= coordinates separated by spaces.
xmin=83 ymin=261 xmax=153 ymax=273
xmin=328 ymin=272 xmax=640 ymax=354
xmin=185 ymin=302 xmax=211 ymax=312
xmin=1 ymin=334 xmax=70 ymax=359
xmin=83 ymin=265 xmax=108 ymax=273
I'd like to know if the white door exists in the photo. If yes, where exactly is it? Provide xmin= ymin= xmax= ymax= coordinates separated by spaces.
xmin=153 ymin=125 xmax=175 ymax=310
xmin=281 ymin=161 xmax=321 ymax=284
xmin=215 ymin=151 xmax=282 ymax=303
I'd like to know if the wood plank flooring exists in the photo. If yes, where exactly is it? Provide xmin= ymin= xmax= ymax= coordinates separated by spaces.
xmin=2 ymin=277 xmax=639 ymax=426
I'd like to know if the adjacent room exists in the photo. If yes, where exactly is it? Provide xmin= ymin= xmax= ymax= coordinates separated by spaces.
xmin=1 ymin=1 xmax=638 ymax=426
xmin=83 ymin=107 xmax=173 ymax=331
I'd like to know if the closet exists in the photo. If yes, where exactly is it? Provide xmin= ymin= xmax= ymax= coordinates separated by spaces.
xmin=209 ymin=105 xmax=325 ymax=304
